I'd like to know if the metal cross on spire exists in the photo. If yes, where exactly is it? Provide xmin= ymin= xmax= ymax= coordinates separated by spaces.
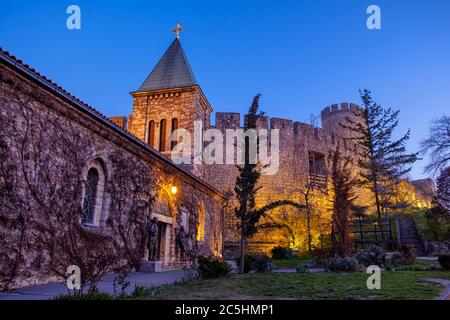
xmin=172 ymin=23 xmax=184 ymax=39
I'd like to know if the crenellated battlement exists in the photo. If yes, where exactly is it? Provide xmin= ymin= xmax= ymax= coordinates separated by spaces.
xmin=321 ymin=102 xmax=361 ymax=120
xmin=320 ymin=102 xmax=363 ymax=140
xmin=210 ymin=103 xmax=362 ymax=161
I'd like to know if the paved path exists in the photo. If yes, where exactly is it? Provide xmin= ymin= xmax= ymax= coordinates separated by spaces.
xmin=0 ymin=270 xmax=185 ymax=300
xmin=423 ymin=278 xmax=450 ymax=300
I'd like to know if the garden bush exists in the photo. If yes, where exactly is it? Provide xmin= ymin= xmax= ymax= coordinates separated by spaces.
xmin=425 ymin=206 xmax=450 ymax=241
xmin=197 ymin=256 xmax=231 ymax=279
xmin=236 ymin=254 xmax=257 ymax=273
xmin=354 ymin=246 xmax=386 ymax=267
xmin=312 ymin=247 xmax=332 ymax=267
xmin=402 ymin=244 xmax=416 ymax=265
xmin=438 ymin=254 xmax=450 ymax=270
xmin=325 ymin=256 xmax=363 ymax=272
xmin=252 ymin=254 xmax=273 ymax=272
xmin=387 ymin=252 xmax=405 ymax=267
xmin=236 ymin=254 xmax=272 ymax=273
xmin=271 ymin=246 xmax=293 ymax=260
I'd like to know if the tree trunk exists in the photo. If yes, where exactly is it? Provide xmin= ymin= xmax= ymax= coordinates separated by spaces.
xmin=239 ymin=220 xmax=245 ymax=274
xmin=373 ymin=178 xmax=382 ymax=220
xmin=304 ymin=190 xmax=312 ymax=255
xmin=306 ymin=205 xmax=312 ymax=255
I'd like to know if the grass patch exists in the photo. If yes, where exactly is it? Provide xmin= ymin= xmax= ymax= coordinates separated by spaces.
xmin=135 ymin=270 xmax=450 ymax=300
xmin=54 ymin=292 xmax=114 ymax=300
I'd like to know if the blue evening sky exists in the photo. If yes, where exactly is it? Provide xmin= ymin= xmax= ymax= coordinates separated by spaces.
xmin=1 ymin=0 xmax=449 ymax=179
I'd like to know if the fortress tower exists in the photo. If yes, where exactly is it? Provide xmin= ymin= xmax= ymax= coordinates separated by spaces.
xmin=321 ymin=103 xmax=364 ymax=140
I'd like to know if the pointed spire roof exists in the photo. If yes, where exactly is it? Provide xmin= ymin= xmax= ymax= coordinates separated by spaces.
xmin=136 ymin=38 xmax=198 ymax=92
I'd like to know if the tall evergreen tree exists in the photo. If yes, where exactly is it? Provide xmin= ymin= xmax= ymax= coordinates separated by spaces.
xmin=329 ymin=145 xmax=356 ymax=257
xmin=341 ymin=89 xmax=419 ymax=219
xmin=234 ymin=94 xmax=304 ymax=273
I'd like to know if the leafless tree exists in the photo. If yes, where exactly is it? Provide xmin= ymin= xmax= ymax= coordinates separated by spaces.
xmin=420 ymin=115 xmax=450 ymax=175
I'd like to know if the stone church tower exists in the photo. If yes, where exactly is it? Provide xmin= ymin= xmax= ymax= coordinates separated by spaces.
xmin=127 ymin=37 xmax=212 ymax=176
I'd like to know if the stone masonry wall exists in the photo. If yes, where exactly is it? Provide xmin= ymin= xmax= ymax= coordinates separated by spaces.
xmin=0 ymin=60 xmax=225 ymax=289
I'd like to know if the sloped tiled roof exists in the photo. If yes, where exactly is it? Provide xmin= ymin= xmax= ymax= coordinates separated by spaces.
xmin=137 ymin=38 xmax=198 ymax=92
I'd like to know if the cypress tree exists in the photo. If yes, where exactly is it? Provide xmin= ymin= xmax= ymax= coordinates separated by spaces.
xmin=234 ymin=94 xmax=304 ymax=273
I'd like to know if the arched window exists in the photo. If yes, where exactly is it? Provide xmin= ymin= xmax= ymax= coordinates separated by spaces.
xmin=81 ymin=160 xmax=106 ymax=226
xmin=171 ymin=118 xmax=179 ymax=150
xmin=197 ymin=203 xmax=205 ymax=241
xmin=148 ymin=120 xmax=156 ymax=148
xmin=159 ymin=119 xmax=167 ymax=152
xmin=82 ymin=168 xmax=99 ymax=225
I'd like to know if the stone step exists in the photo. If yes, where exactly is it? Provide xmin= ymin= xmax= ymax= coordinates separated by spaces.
xmin=398 ymin=215 xmax=427 ymax=255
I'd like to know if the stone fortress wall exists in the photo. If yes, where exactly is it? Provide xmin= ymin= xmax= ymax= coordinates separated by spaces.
xmin=205 ymin=103 xmax=371 ymax=256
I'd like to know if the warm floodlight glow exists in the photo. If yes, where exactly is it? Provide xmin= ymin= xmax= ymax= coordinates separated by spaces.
xmin=171 ymin=186 xmax=178 ymax=195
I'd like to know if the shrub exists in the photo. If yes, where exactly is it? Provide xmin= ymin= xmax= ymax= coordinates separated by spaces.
xmin=252 ymin=254 xmax=273 ymax=272
xmin=438 ymin=254 xmax=450 ymax=270
xmin=236 ymin=254 xmax=257 ymax=273
xmin=197 ymin=256 xmax=231 ymax=279
xmin=354 ymin=246 xmax=386 ymax=267
xmin=236 ymin=254 xmax=272 ymax=273
xmin=425 ymin=209 xmax=450 ymax=241
xmin=312 ymin=247 xmax=333 ymax=267
xmin=325 ymin=256 xmax=362 ymax=272
xmin=54 ymin=292 xmax=113 ymax=300
xmin=271 ymin=246 xmax=293 ymax=260
xmin=402 ymin=244 xmax=416 ymax=265
xmin=387 ymin=252 xmax=405 ymax=267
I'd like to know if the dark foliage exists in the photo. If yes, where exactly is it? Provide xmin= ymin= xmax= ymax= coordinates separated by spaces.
xmin=329 ymin=146 xmax=356 ymax=257
xmin=425 ymin=203 xmax=450 ymax=241
xmin=197 ymin=256 xmax=231 ymax=279
xmin=236 ymin=254 xmax=257 ymax=274
xmin=252 ymin=254 xmax=273 ymax=272
xmin=271 ymin=246 xmax=294 ymax=260
xmin=236 ymin=253 xmax=272 ymax=273
xmin=438 ymin=254 xmax=450 ymax=270
xmin=325 ymin=256 xmax=362 ymax=272
xmin=401 ymin=244 xmax=416 ymax=265
xmin=353 ymin=245 xmax=386 ymax=267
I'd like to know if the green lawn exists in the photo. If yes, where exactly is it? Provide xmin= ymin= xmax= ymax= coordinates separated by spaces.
xmin=133 ymin=269 xmax=450 ymax=300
